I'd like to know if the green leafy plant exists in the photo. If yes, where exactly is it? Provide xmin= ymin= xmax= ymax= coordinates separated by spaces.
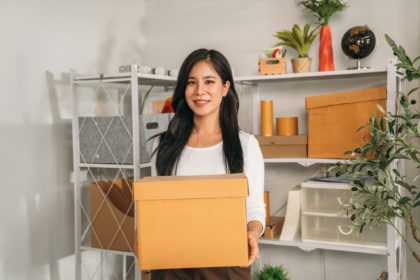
xmin=330 ymin=34 xmax=420 ymax=262
xmin=274 ymin=23 xmax=319 ymax=58
xmin=298 ymin=0 xmax=349 ymax=26
xmin=253 ymin=264 xmax=290 ymax=280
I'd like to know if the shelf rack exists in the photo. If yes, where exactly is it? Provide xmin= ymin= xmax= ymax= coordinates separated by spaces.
xmin=235 ymin=60 xmax=404 ymax=279
xmin=72 ymin=62 xmax=404 ymax=279
xmin=72 ymin=65 xmax=177 ymax=280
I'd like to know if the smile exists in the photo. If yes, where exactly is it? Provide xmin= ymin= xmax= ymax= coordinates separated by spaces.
xmin=193 ymin=99 xmax=210 ymax=104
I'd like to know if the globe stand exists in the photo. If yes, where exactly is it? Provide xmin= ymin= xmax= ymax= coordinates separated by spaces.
xmin=347 ymin=59 xmax=370 ymax=70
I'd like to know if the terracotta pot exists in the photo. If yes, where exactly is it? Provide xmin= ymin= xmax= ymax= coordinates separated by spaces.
xmin=319 ymin=25 xmax=335 ymax=71
xmin=291 ymin=57 xmax=312 ymax=73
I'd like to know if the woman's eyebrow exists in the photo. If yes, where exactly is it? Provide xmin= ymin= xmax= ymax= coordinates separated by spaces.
xmin=188 ymin=75 xmax=216 ymax=79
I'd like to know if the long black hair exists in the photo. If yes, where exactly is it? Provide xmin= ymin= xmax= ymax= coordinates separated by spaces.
xmin=154 ymin=49 xmax=243 ymax=175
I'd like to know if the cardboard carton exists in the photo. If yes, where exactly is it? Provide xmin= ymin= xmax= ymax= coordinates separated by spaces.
xmin=134 ymin=174 xmax=249 ymax=270
xmin=90 ymin=179 xmax=134 ymax=252
xmin=256 ymin=135 xmax=307 ymax=158
xmin=306 ymin=87 xmax=386 ymax=158
xmin=263 ymin=216 xmax=285 ymax=240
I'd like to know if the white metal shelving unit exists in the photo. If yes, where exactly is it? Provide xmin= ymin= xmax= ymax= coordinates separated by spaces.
xmin=236 ymin=61 xmax=405 ymax=280
xmin=71 ymin=66 xmax=176 ymax=280
xmin=72 ymin=61 xmax=405 ymax=280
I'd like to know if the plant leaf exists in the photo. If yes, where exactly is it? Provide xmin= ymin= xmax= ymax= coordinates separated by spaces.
xmin=398 ymin=197 xmax=411 ymax=205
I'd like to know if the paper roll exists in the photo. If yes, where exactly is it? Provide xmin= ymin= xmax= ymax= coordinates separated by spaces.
xmin=276 ymin=117 xmax=298 ymax=136
xmin=261 ymin=101 xmax=273 ymax=136
xmin=264 ymin=191 xmax=270 ymax=225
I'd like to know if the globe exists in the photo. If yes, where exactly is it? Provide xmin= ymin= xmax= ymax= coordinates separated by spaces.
xmin=341 ymin=26 xmax=376 ymax=69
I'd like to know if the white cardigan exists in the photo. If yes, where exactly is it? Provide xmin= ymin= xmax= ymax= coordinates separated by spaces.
xmin=151 ymin=130 xmax=266 ymax=232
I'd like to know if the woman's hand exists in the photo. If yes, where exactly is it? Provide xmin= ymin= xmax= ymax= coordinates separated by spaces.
xmin=246 ymin=220 xmax=263 ymax=266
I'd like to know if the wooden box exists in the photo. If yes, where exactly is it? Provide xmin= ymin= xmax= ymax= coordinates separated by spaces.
xmin=259 ymin=58 xmax=287 ymax=75
xmin=256 ymin=135 xmax=307 ymax=158
xmin=306 ymin=87 xmax=387 ymax=159
xmin=263 ymin=216 xmax=285 ymax=239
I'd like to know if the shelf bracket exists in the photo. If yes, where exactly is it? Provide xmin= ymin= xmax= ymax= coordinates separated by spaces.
xmin=297 ymin=160 xmax=314 ymax=167
xmin=297 ymin=245 xmax=317 ymax=252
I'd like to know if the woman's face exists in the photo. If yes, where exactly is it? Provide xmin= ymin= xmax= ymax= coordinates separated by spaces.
xmin=185 ymin=59 xmax=230 ymax=119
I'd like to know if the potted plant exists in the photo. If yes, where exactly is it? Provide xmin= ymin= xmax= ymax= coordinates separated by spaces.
xmin=330 ymin=34 xmax=420 ymax=262
xmin=298 ymin=0 xmax=349 ymax=71
xmin=274 ymin=23 xmax=319 ymax=73
xmin=253 ymin=264 xmax=290 ymax=280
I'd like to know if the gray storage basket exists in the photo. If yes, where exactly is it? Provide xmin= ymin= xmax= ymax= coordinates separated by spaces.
xmin=79 ymin=113 xmax=173 ymax=164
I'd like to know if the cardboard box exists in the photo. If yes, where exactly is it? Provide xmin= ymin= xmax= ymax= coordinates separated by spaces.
xmin=90 ymin=179 xmax=134 ymax=252
xmin=306 ymin=87 xmax=386 ymax=159
xmin=256 ymin=135 xmax=307 ymax=158
xmin=134 ymin=174 xmax=249 ymax=270
xmin=263 ymin=216 xmax=285 ymax=240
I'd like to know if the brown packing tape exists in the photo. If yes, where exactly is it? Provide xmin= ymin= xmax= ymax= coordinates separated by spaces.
xmin=305 ymin=87 xmax=387 ymax=109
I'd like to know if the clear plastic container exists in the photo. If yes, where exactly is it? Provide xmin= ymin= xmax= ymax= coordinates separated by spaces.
xmin=301 ymin=213 xmax=387 ymax=246
xmin=301 ymin=184 xmax=352 ymax=213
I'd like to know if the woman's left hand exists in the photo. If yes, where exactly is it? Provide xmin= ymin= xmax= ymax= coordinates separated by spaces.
xmin=241 ymin=220 xmax=262 ymax=267
xmin=247 ymin=230 xmax=260 ymax=266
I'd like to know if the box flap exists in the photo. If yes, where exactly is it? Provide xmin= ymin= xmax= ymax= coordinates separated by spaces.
xmin=256 ymin=135 xmax=307 ymax=146
xmin=305 ymin=87 xmax=386 ymax=109
xmin=134 ymin=174 xmax=248 ymax=201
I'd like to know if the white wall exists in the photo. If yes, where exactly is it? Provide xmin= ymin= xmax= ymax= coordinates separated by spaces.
xmin=0 ymin=0 xmax=419 ymax=279
xmin=0 ymin=1 xmax=145 ymax=279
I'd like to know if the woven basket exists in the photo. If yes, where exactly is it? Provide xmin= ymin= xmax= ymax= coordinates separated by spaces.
xmin=291 ymin=57 xmax=312 ymax=73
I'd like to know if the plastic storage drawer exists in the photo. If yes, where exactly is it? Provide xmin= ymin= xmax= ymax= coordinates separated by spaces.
xmin=301 ymin=213 xmax=387 ymax=246
xmin=301 ymin=181 xmax=352 ymax=213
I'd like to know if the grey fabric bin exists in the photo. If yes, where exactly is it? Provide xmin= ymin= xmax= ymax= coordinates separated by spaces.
xmin=79 ymin=113 xmax=173 ymax=164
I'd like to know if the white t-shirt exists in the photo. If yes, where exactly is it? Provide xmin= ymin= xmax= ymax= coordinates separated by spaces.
xmin=151 ymin=130 xmax=266 ymax=232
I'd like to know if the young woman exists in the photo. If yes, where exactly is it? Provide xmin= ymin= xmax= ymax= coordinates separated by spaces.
xmin=150 ymin=49 xmax=265 ymax=280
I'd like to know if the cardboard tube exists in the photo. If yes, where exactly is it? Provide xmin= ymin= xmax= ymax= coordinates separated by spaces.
xmin=264 ymin=191 xmax=270 ymax=225
xmin=261 ymin=101 xmax=273 ymax=136
xmin=277 ymin=117 xmax=298 ymax=136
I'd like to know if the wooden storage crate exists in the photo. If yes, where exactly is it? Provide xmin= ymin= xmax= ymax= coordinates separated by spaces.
xmin=259 ymin=58 xmax=287 ymax=75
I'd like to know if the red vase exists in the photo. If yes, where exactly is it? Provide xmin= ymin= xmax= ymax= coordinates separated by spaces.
xmin=319 ymin=25 xmax=335 ymax=71
xmin=161 ymin=96 xmax=174 ymax=113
